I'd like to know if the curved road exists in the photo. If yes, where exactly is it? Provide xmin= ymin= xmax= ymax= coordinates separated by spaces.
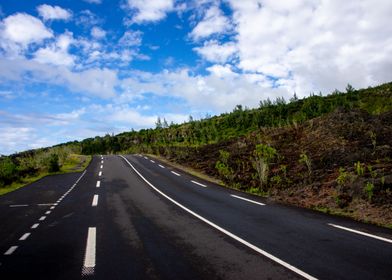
xmin=0 ymin=155 xmax=391 ymax=279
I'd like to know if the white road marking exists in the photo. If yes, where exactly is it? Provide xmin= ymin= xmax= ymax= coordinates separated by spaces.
xmin=120 ymin=155 xmax=317 ymax=280
xmin=75 ymin=170 xmax=87 ymax=184
xmin=4 ymin=246 xmax=18 ymax=255
xmin=92 ymin=195 xmax=99 ymax=207
xmin=98 ymin=171 xmax=102 ymax=176
xmin=230 ymin=194 xmax=266 ymax=206
xmin=158 ymin=164 xmax=165 ymax=169
xmin=100 ymin=165 xmax=103 ymax=169
xmin=101 ymin=160 xmax=104 ymax=164
xmin=31 ymin=223 xmax=39 ymax=229
xmin=9 ymin=204 xmax=29 ymax=207
xmin=82 ymin=227 xmax=96 ymax=276
xmin=171 ymin=171 xmax=181 ymax=176
xmin=45 ymin=211 xmax=51 ymax=215
xmin=50 ymin=206 xmax=55 ymax=210
xmin=19 ymin=233 xmax=31 ymax=241
xmin=191 ymin=180 xmax=207 ymax=188
xmin=37 ymin=203 xmax=56 ymax=206
xmin=144 ymin=156 xmax=148 ymax=159
xmin=39 ymin=216 xmax=46 ymax=221
xmin=328 ymin=223 xmax=392 ymax=244
xmin=96 ymin=181 xmax=101 ymax=188
xmin=150 ymin=160 xmax=155 ymax=163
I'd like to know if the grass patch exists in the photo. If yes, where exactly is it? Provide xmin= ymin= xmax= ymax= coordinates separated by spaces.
xmin=0 ymin=154 xmax=91 ymax=196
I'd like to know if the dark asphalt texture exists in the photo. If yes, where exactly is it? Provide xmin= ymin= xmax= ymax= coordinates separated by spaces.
xmin=0 ymin=154 xmax=391 ymax=279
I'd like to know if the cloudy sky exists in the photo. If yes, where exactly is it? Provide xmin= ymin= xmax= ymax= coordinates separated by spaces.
xmin=0 ymin=0 xmax=391 ymax=155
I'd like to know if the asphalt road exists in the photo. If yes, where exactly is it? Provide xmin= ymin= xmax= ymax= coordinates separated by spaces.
xmin=0 ymin=155 xmax=391 ymax=279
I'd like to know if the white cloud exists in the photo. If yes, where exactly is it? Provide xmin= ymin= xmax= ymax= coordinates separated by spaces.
xmin=34 ymin=32 xmax=75 ymax=66
xmin=193 ymin=40 xmax=237 ymax=63
xmin=190 ymin=5 xmax=231 ymax=40
xmin=0 ymin=58 xmax=118 ymax=98
xmin=0 ymin=13 xmax=53 ymax=55
xmin=83 ymin=0 xmax=102 ymax=4
xmin=119 ymin=30 xmax=142 ymax=46
xmin=125 ymin=0 xmax=174 ymax=23
xmin=91 ymin=26 xmax=106 ymax=39
xmin=228 ymin=0 xmax=392 ymax=94
xmin=37 ymin=4 xmax=72 ymax=21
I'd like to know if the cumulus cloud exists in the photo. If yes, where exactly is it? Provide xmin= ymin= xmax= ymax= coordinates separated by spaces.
xmin=34 ymin=32 xmax=75 ymax=66
xmin=228 ymin=0 xmax=392 ymax=94
xmin=125 ymin=0 xmax=174 ymax=23
xmin=91 ymin=26 xmax=106 ymax=39
xmin=0 ymin=58 xmax=118 ymax=98
xmin=193 ymin=40 xmax=237 ymax=63
xmin=190 ymin=5 xmax=231 ymax=40
xmin=0 ymin=13 xmax=53 ymax=56
xmin=37 ymin=4 xmax=72 ymax=21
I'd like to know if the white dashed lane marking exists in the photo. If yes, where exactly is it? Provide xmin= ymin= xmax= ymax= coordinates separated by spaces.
xmin=19 ymin=233 xmax=31 ymax=241
xmin=328 ymin=223 xmax=392 ymax=244
xmin=39 ymin=216 xmax=46 ymax=221
xmin=96 ymin=180 xmax=101 ymax=188
xmin=82 ymin=227 xmax=96 ymax=276
xmin=191 ymin=180 xmax=207 ymax=188
xmin=92 ymin=195 xmax=99 ymax=207
xmin=4 ymin=246 xmax=18 ymax=255
xmin=171 ymin=171 xmax=181 ymax=176
xmin=98 ymin=171 xmax=102 ymax=176
xmin=31 ymin=223 xmax=39 ymax=229
xmin=158 ymin=164 xmax=165 ymax=169
xmin=230 ymin=194 xmax=266 ymax=206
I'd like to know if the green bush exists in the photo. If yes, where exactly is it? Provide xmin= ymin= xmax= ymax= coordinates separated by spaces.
xmin=0 ymin=158 xmax=17 ymax=187
xmin=48 ymin=154 xmax=60 ymax=173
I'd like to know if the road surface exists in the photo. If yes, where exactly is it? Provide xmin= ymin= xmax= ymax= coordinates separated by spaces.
xmin=0 ymin=155 xmax=391 ymax=279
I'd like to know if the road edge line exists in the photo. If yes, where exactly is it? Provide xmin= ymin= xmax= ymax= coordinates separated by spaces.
xmin=119 ymin=155 xmax=317 ymax=280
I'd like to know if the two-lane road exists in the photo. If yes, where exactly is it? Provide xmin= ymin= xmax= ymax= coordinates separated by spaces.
xmin=0 ymin=155 xmax=391 ymax=279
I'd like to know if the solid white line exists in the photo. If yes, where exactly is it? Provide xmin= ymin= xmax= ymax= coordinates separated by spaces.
xmin=230 ymin=194 xmax=266 ymax=206
xmin=119 ymin=155 xmax=317 ymax=280
xmin=150 ymin=160 xmax=155 ymax=163
xmin=45 ymin=211 xmax=51 ymax=215
xmin=31 ymin=223 xmax=39 ymax=229
xmin=82 ymin=227 xmax=96 ymax=275
xmin=9 ymin=204 xmax=29 ymax=207
xmin=171 ymin=171 xmax=181 ymax=176
xmin=39 ymin=216 xmax=46 ymax=221
xmin=98 ymin=171 xmax=102 ymax=176
xmin=100 ymin=165 xmax=103 ymax=169
xmin=96 ymin=181 xmax=101 ymax=188
xmin=4 ymin=246 xmax=18 ymax=255
xmin=191 ymin=180 xmax=207 ymax=188
xmin=92 ymin=195 xmax=99 ymax=207
xmin=19 ymin=232 xmax=31 ymax=241
xmin=158 ymin=164 xmax=165 ymax=169
xmin=328 ymin=223 xmax=392 ymax=244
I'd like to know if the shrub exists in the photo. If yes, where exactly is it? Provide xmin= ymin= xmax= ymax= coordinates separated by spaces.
xmin=48 ymin=154 xmax=60 ymax=173
xmin=364 ymin=182 xmax=375 ymax=201
xmin=252 ymin=144 xmax=277 ymax=190
xmin=0 ymin=158 xmax=17 ymax=187
xmin=299 ymin=152 xmax=312 ymax=177
xmin=354 ymin=161 xmax=364 ymax=176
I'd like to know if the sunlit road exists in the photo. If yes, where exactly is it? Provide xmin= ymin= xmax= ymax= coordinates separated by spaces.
xmin=0 ymin=155 xmax=391 ymax=279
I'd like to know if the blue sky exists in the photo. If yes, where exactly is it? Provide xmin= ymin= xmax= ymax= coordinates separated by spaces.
xmin=0 ymin=0 xmax=391 ymax=155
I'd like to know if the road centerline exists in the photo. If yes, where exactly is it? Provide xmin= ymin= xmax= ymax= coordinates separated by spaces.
xmin=82 ymin=227 xmax=96 ymax=276
xmin=19 ymin=232 xmax=31 ymax=241
xmin=4 ymin=246 xmax=18 ymax=255
xmin=96 ymin=180 xmax=101 ymax=188
xmin=92 ymin=195 xmax=99 ymax=207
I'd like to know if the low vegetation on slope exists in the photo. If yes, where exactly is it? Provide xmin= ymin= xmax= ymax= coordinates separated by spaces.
xmin=1 ymin=82 xmax=391 ymax=227
xmin=0 ymin=144 xmax=91 ymax=195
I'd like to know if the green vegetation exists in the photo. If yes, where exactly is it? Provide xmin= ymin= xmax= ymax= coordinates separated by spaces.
xmin=0 ymin=144 xmax=91 ymax=196
xmin=1 ymin=81 xmax=391 ymax=227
